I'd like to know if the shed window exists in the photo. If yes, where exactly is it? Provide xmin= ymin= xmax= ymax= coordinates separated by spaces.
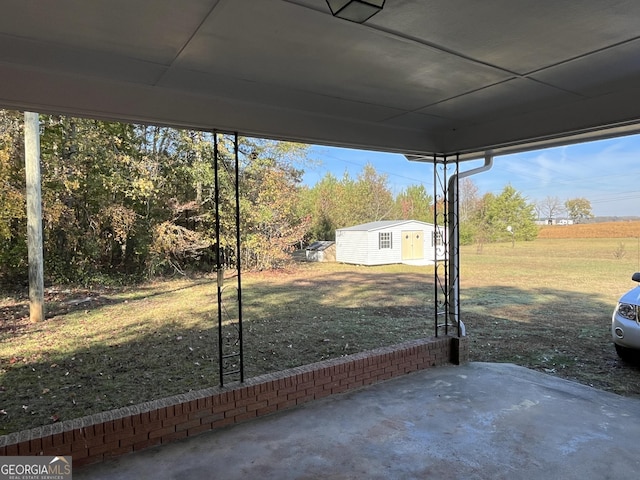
xmin=379 ymin=232 xmax=392 ymax=249
xmin=432 ymin=231 xmax=443 ymax=247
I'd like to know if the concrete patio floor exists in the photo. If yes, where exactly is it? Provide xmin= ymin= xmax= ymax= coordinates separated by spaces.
xmin=76 ymin=362 xmax=640 ymax=479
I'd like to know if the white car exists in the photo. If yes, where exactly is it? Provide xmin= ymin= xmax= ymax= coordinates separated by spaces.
xmin=612 ymin=272 xmax=640 ymax=360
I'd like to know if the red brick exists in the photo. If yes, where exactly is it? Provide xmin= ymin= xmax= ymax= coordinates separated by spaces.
xmin=197 ymin=396 xmax=212 ymax=410
xmin=70 ymin=444 xmax=89 ymax=459
xmin=198 ymin=412 xmax=224 ymax=425
xmin=331 ymin=384 xmax=349 ymax=394
xmin=276 ymin=385 xmax=297 ymax=396
xmin=256 ymin=405 xmax=278 ymax=416
xmin=89 ymin=441 xmax=120 ymax=457
xmin=138 ymin=419 xmax=162 ymax=433
xmin=234 ymin=411 xmax=257 ymax=422
xmin=103 ymin=445 xmax=134 ymax=459
xmin=133 ymin=438 xmax=161 ymax=451
xmin=267 ymin=395 xmax=288 ymax=406
xmin=189 ymin=409 xmax=215 ymax=420
xmin=149 ymin=425 xmax=176 ymax=439
xmin=212 ymin=417 xmax=235 ymax=429
xmin=287 ymin=390 xmax=307 ymax=401
xmin=313 ymin=376 xmax=331 ymax=386
xmin=186 ymin=400 xmax=199 ymax=413
xmin=17 ymin=441 xmax=33 ymax=455
xmin=295 ymin=380 xmax=314 ymax=391
xmin=93 ymin=422 xmax=105 ymax=436
xmin=343 ymin=379 xmax=363 ymax=389
xmin=305 ymin=385 xmax=325 ymax=395
xmin=161 ymin=431 xmax=187 ymax=443
xmin=104 ymin=429 xmax=134 ymax=444
xmin=332 ymin=372 xmax=348 ymax=382
xmin=276 ymin=399 xmax=296 ymax=410
xmin=176 ymin=418 xmax=202 ymax=432
xmin=212 ymin=403 xmax=232 ymax=414
xmin=246 ymin=400 xmax=268 ymax=412
xmin=172 ymin=403 xmax=184 ymax=416
xmin=119 ymin=431 xmax=151 ymax=448
xmin=52 ymin=433 xmax=65 ymax=447
xmin=63 ymin=430 xmax=74 ymax=445
xmin=29 ymin=437 xmax=43 ymax=454
xmin=224 ymin=406 xmax=246 ymax=418
xmin=41 ymin=436 xmax=54 ymax=452
xmin=296 ymin=394 xmax=314 ymax=405
xmin=257 ymin=390 xmax=278 ymax=401
xmin=43 ymin=445 xmax=69 ymax=456
xmin=76 ymin=433 xmax=105 ymax=448
xmin=235 ymin=396 xmax=259 ymax=408
xmin=187 ymin=424 xmax=212 ymax=436
xmin=73 ymin=455 xmax=102 ymax=468
xmin=162 ymin=413 xmax=189 ymax=427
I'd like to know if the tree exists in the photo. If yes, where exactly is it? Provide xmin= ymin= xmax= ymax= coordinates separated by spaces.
xmin=481 ymin=185 xmax=538 ymax=242
xmin=537 ymin=196 xmax=564 ymax=224
xmin=351 ymin=164 xmax=394 ymax=223
xmin=298 ymin=173 xmax=344 ymax=241
xmin=238 ymin=138 xmax=311 ymax=270
xmin=300 ymin=164 xmax=394 ymax=241
xmin=394 ymin=184 xmax=433 ymax=222
xmin=0 ymin=111 xmax=27 ymax=284
xmin=458 ymin=178 xmax=482 ymax=245
xmin=565 ymin=198 xmax=594 ymax=224
xmin=459 ymin=178 xmax=481 ymax=222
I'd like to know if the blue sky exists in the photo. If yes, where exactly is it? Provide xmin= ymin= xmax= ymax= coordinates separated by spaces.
xmin=305 ymin=134 xmax=640 ymax=218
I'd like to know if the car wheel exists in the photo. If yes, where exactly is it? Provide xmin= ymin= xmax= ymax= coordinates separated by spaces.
xmin=615 ymin=343 xmax=636 ymax=362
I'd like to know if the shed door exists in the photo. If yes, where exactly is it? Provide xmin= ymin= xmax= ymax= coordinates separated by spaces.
xmin=401 ymin=230 xmax=424 ymax=260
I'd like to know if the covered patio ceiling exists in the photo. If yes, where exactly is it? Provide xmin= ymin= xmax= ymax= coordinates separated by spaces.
xmin=2 ymin=0 xmax=640 ymax=159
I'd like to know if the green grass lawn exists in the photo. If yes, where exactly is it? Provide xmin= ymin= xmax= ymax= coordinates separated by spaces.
xmin=1 ymin=237 xmax=640 ymax=435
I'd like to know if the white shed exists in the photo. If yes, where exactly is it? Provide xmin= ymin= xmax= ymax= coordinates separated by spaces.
xmin=335 ymin=220 xmax=445 ymax=266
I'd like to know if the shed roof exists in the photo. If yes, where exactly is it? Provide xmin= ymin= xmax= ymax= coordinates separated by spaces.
xmin=2 ymin=1 xmax=640 ymax=159
xmin=306 ymin=241 xmax=335 ymax=252
xmin=338 ymin=220 xmax=434 ymax=232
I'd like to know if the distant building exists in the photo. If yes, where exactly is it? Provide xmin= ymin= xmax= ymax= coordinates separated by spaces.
xmin=535 ymin=218 xmax=574 ymax=226
xmin=305 ymin=241 xmax=336 ymax=262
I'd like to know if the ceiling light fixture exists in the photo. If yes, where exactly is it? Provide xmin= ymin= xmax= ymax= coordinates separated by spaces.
xmin=326 ymin=0 xmax=385 ymax=23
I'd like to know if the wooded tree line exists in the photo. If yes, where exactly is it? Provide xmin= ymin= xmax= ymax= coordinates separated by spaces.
xmin=1 ymin=111 xmax=545 ymax=286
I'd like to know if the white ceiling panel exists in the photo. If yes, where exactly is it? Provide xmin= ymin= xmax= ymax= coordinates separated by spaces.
xmin=531 ymin=39 xmax=640 ymax=97
xmin=420 ymin=78 xmax=584 ymax=126
xmin=1 ymin=0 xmax=640 ymax=158
xmin=170 ymin=0 xmax=510 ymax=110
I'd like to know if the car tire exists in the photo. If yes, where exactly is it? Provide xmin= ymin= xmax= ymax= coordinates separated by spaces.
xmin=615 ymin=343 xmax=636 ymax=362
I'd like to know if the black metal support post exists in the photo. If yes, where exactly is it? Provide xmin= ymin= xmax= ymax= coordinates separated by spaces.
xmin=433 ymin=154 xmax=462 ymax=337
xmin=214 ymin=132 xmax=244 ymax=387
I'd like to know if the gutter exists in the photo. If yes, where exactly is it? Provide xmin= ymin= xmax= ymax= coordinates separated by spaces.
xmin=447 ymin=151 xmax=494 ymax=335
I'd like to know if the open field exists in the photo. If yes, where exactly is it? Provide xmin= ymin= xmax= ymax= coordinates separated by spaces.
xmin=2 ymin=232 xmax=640 ymax=434
xmin=539 ymin=220 xmax=640 ymax=238
xmin=0 ymin=263 xmax=434 ymax=435
xmin=461 ymin=237 xmax=640 ymax=396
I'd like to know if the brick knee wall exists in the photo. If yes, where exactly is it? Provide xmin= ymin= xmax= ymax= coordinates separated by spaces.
xmin=0 ymin=335 xmax=467 ymax=468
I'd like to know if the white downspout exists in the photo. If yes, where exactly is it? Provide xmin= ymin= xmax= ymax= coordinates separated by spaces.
xmin=448 ymin=151 xmax=494 ymax=335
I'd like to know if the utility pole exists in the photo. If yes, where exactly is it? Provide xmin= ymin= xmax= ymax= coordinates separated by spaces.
xmin=24 ymin=111 xmax=45 ymax=322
